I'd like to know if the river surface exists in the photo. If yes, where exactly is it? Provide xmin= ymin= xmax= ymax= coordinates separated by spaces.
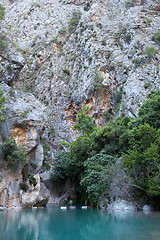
xmin=0 ymin=205 xmax=160 ymax=240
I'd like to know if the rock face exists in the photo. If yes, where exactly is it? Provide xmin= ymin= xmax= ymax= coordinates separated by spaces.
xmin=0 ymin=83 xmax=50 ymax=208
xmin=1 ymin=0 xmax=159 ymax=146
xmin=0 ymin=0 xmax=160 ymax=207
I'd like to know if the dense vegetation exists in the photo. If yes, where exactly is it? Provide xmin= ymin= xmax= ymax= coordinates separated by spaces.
xmin=52 ymin=90 xmax=160 ymax=207
xmin=0 ymin=137 xmax=27 ymax=169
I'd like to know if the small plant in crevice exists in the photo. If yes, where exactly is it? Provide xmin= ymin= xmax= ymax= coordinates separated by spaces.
xmin=59 ymin=28 xmax=67 ymax=35
xmin=23 ymin=83 xmax=31 ymax=92
xmin=84 ymin=1 xmax=92 ymax=11
xmin=152 ymin=30 xmax=160 ymax=45
xmin=29 ymin=176 xmax=37 ymax=187
xmin=101 ymin=40 xmax=106 ymax=46
xmin=0 ymin=89 xmax=6 ymax=123
xmin=19 ymin=109 xmax=30 ymax=118
xmin=63 ymin=68 xmax=70 ymax=76
xmin=68 ymin=11 xmax=82 ymax=33
xmin=112 ymin=90 xmax=122 ymax=105
xmin=34 ymin=2 xmax=41 ymax=8
xmin=142 ymin=46 xmax=158 ymax=59
xmin=20 ymin=182 xmax=29 ymax=192
xmin=132 ymin=57 xmax=146 ymax=68
xmin=0 ymin=34 xmax=8 ymax=53
xmin=114 ymin=25 xmax=132 ymax=45
xmin=92 ymin=70 xmax=104 ymax=90
xmin=125 ymin=0 xmax=136 ymax=8
xmin=144 ymin=82 xmax=151 ymax=89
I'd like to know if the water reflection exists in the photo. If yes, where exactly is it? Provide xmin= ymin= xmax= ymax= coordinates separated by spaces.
xmin=0 ymin=205 xmax=160 ymax=240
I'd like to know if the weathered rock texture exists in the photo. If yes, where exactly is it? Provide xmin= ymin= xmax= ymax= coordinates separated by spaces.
xmin=0 ymin=0 xmax=159 ymax=207
xmin=0 ymin=83 xmax=50 ymax=208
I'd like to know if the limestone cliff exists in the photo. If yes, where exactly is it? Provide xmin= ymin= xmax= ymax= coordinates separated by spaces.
xmin=0 ymin=0 xmax=159 ymax=207
xmin=0 ymin=83 xmax=50 ymax=208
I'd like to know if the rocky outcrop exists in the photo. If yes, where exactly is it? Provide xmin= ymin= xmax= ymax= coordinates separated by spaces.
xmin=45 ymin=178 xmax=77 ymax=204
xmin=1 ymin=0 xmax=158 ymax=146
xmin=0 ymin=83 xmax=50 ymax=208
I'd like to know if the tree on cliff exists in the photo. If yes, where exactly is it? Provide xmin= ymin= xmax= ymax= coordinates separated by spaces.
xmin=61 ymin=90 xmax=160 ymax=206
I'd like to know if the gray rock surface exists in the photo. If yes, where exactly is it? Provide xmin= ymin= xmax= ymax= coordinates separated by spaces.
xmin=0 ymin=83 xmax=49 ymax=208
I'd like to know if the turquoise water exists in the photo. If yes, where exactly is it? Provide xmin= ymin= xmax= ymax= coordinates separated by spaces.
xmin=0 ymin=205 xmax=160 ymax=240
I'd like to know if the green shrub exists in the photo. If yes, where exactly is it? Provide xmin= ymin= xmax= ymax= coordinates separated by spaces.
xmin=0 ymin=33 xmax=8 ymax=53
xmin=0 ymin=89 xmax=5 ymax=123
xmin=0 ymin=137 xmax=27 ymax=169
xmin=73 ymin=106 xmax=95 ymax=135
xmin=68 ymin=11 xmax=82 ymax=33
xmin=104 ymin=111 xmax=112 ymax=121
xmin=144 ymin=82 xmax=151 ymax=89
xmin=133 ymin=57 xmax=145 ymax=67
xmin=51 ymin=151 xmax=67 ymax=182
xmin=122 ymin=124 xmax=160 ymax=196
xmin=20 ymin=182 xmax=29 ymax=192
xmin=152 ymin=30 xmax=160 ymax=45
xmin=19 ymin=109 xmax=30 ymax=118
xmin=23 ymin=83 xmax=31 ymax=92
xmin=92 ymin=70 xmax=104 ymax=90
xmin=125 ymin=0 xmax=136 ymax=8
xmin=80 ymin=151 xmax=116 ymax=205
xmin=101 ymin=40 xmax=106 ymax=46
xmin=59 ymin=28 xmax=67 ymax=35
xmin=112 ymin=90 xmax=122 ymax=105
xmin=84 ymin=1 xmax=92 ymax=11
xmin=138 ymin=90 xmax=160 ymax=129
xmin=142 ymin=46 xmax=158 ymax=59
xmin=29 ymin=176 xmax=37 ymax=187
xmin=63 ymin=68 xmax=70 ymax=76
xmin=0 ymin=4 xmax=5 ymax=20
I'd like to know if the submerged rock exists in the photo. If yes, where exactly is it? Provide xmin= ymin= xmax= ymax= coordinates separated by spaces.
xmin=142 ymin=205 xmax=151 ymax=212
xmin=107 ymin=199 xmax=137 ymax=211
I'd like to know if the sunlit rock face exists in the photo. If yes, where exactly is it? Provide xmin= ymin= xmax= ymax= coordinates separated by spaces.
xmin=0 ymin=83 xmax=49 ymax=208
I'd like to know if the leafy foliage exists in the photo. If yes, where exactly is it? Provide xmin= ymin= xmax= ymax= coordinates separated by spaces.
xmin=152 ymin=30 xmax=160 ymax=45
xmin=122 ymin=124 xmax=159 ymax=192
xmin=0 ymin=137 xmax=27 ymax=169
xmin=81 ymin=151 xmax=116 ymax=205
xmin=0 ymin=4 xmax=5 ymax=20
xmin=142 ymin=46 xmax=158 ymax=59
xmin=72 ymin=106 xmax=95 ymax=135
xmin=55 ymin=90 xmax=160 ymax=205
xmin=65 ymin=135 xmax=95 ymax=180
xmin=29 ymin=176 xmax=37 ymax=187
xmin=138 ymin=90 xmax=160 ymax=129
xmin=68 ymin=11 xmax=81 ymax=33
xmin=20 ymin=182 xmax=29 ymax=192
xmin=0 ymin=89 xmax=5 ymax=123
xmin=92 ymin=70 xmax=104 ymax=90
xmin=51 ymin=151 xmax=67 ymax=182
